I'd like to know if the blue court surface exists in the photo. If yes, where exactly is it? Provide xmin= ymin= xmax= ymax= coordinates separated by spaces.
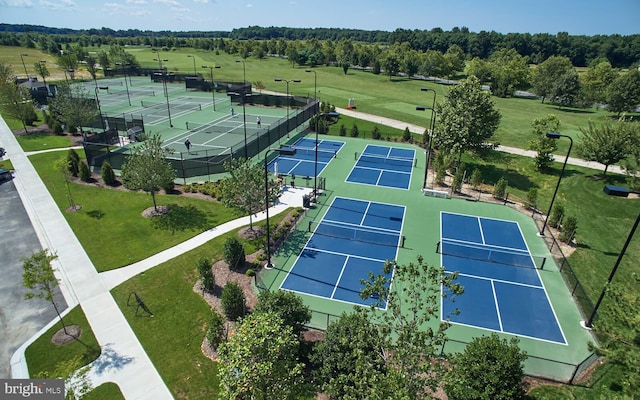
xmin=346 ymin=144 xmax=415 ymax=189
xmin=280 ymin=197 xmax=405 ymax=307
xmin=267 ymin=138 xmax=344 ymax=177
xmin=440 ymin=212 xmax=566 ymax=344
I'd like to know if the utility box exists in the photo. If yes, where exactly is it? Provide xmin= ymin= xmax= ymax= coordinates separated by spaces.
xmin=603 ymin=185 xmax=629 ymax=197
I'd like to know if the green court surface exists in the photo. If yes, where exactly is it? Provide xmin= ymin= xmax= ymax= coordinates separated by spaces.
xmin=257 ymin=134 xmax=595 ymax=382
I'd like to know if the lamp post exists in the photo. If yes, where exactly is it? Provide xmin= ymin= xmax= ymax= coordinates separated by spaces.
xmin=95 ymin=86 xmax=108 ymax=130
xmin=20 ymin=53 xmax=29 ymax=78
xmin=416 ymin=87 xmax=437 ymax=189
xmin=228 ymin=91 xmax=251 ymax=159
xmin=115 ymin=62 xmax=131 ymax=106
xmin=202 ymin=65 xmax=220 ymax=111
xmin=154 ymin=52 xmax=173 ymax=127
xmin=264 ymin=147 xmax=297 ymax=268
xmin=274 ymin=78 xmax=301 ymax=136
xmin=235 ymin=60 xmax=246 ymax=94
xmin=538 ymin=132 xmax=573 ymax=236
xmin=305 ymin=69 xmax=317 ymax=101
xmin=187 ymin=55 xmax=197 ymax=77
xmin=582 ymin=198 xmax=639 ymax=329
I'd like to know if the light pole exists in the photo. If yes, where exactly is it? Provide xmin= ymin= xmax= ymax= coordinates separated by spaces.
xmin=236 ymin=60 xmax=246 ymax=94
xmin=583 ymin=208 xmax=639 ymax=329
xmin=95 ymin=86 xmax=108 ymax=130
xmin=116 ymin=62 xmax=131 ymax=106
xmin=305 ymin=69 xmax=317 ymax=101
xmin=264 ymin=147 xmax=297 ymax=268
xmin=274 ymin=78 xmax=301 ymax=135
xmin=187 ymin=55 xmax=197 ymax=77
xmin=416 ymin=87 xmax=437 ymax=189
xmin=20 ymin=53 xmax=29 ymax=78
xmin=154 ymin=52 xmax=173 ymax=127
xmin=228 ymin=91 xmax=251 ymax=159
xmin=539 ymin=132 xmax=573 ymax=236
xmin=311 ymin=111 xmax=339 ymax=197
xmin=202 ymin=65 xmax=220 ymax=111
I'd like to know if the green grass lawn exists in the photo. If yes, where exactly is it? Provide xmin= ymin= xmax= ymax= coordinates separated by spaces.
xmin=83 ymin=383 xmax=125 ymax=400
xmin=17 ymin=132 xmax=74 ymax=152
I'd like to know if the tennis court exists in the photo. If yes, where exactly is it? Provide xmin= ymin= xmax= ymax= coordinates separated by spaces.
xmin=439 ymin=212 xmax=566 ymax=344
xmin=346 ymin=144 xmax=416 ymax=189
xmin=280 ymin=197 xmax=405 ymax=308
xmin=267 ymin=138 xmax=345 ymax=177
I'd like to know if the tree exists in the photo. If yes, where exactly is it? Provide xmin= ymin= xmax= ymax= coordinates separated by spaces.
xmin=420 ymin=50 xmax=446 ymax=78
xmin=360 ymin=256 xmax=463 ymax=398
xmin=223 ymin=237 xmax=245 ymax=270
xmin=56 ymin=52 xmax=78 ymax=80
xmin=253 ymin=290 xmax=311 ymax=338
xmin=54 ymin=157 xmax=78 ymax=211
xmin=217 ymin=312 xmax=305 ymax=400
xmin=443 ymin=44 xmax=466 ymax=78
xmin=66 ymin=148 xmax=80 ymax=176
xmin=493 ymin=177 xmax=508 ymax=200
xmin=606 ymin=69 xmax=640 ymax=117
xmin=382 ymin=52 xmax=400 ymax=80
xmin=48 ymin=81 xmax=98 ymax=135
xmin=434 ymin=75 xmax=501 ymax=159
xmin=220 ymin=281 xmax=245 ymax=321
xmin=22 ymin=250 xmax=69 ymax=335
xmin=528 ymin=114 xmax=560 ymax=172
xmin=220 ymin=157 xmax=273 ymax=230
xmin=470 ymin=168 xmax=482 ymax=190
xmin=335 ymin=38 xmax=354 ymax=75
xmin=445 ymin=333 xmax=527 ymax=400
xmin=578 ymin=118 xmax=635 ymax=176
xmin=78 ymin=160 xmax=91 ymax=182
xmin=206 ymin=310 xmax=225 ymax=351
xmin=350 ymin=123 xmax=359 ymax=138
xmin=312 ymin=312 xmax=386 ymax=399
xmin=84 ymin=55 xmax=99 ymax=85
xmin=0 ymin=63 xmax=38 ymax=134
xmin=531 ymin=56 xmax=575 ymax=103
xmin=548 ymin=203 xmax=565 ymax=228
xmin=33 ymin=61 xmax=50 ymax=87
xmin=100 ymin=161 xmax=116 ymax=186
xmin=120 ymin=133 xmax=176 ymax=213
xmin=487 ymin=48 xmax=530 ymax=97
xmin=525 ymin=188 xmax=538 ymax=211
xmin=559 ymin=215 xmax=578 ymax=243
xmin=580 ymin=60 xmax=616 ymax=106
xmin=551 ymin=69 xmax=580 ymax=108
xmin=196 ymin=257 xmax=215 ymax=292
xmin=465 ymin=57 xmax=492 ymax=83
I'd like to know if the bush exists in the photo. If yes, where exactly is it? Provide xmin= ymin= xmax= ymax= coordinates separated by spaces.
xmin=452 ymin=169 xmax=464 ymax=193
xmin=206 ymin=310 xmax=225 ymax=351
xmin=492 ymin=177 xmax=508 ymax=200
xmin=162 ymin=179 xmax=175 ymax=192
xmin=559 ymin=216 xmax=578 ymax=243
xmin=221 ymin=282 xmax=245 ymax=321
xmin=101 ymin=161 xmax=116 ymax=185
xmin=78 ymin=160 xmax=91 ymax=182
xmin=245 ymin=269 xmax=255 ymax=277
xmin=24 ymin=106 xmax=38 ymax=125
xmin=196 ymin=257 xmax=215 ymax=292
xmin=349 ymin=124 xmax=359 ymax=138
xmin=67 ymin=149 xmax=80 ymax=176
xmin=338 ymin=124 xmax=347 ymax=137
xmin=435 ymin=164 xmax=446 ymax=185
xmin=53 ymin=121 xmax=64 ymax=135
xmin=470 ymin=168 xmax=482 ymax=190
xmin=371 ymin=125 xmax=382 ymax=140
xmin=524 ymin=188 xmax=538 ymax=210
xmin=549 ymin=203 xmax=565 ymax=228
xmin=402 ymin=127 xmax=411 ymax=142
xmin=224 ymin=237 xmax=245 ymax=270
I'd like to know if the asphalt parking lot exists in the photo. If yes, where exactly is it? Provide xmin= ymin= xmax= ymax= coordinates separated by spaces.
xmin=0 ymin=178 xmax=67 ymax=378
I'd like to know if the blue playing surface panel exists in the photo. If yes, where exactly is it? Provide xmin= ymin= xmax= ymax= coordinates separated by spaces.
xmin=346 ymin=145 xmax=415 ymax=189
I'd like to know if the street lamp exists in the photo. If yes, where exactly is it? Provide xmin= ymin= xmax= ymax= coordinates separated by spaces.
xmin=538 ymin=132 xmax=573 ymax=236
xmin=416 ymin=87 xmax=437 ymax=189
xmin=264 ymin=147 xmax=297 ymax=268
xmin=202 ymin=65 xmax=221 ymax=111
xmin=582 ymin=195 xmax=639 ymax=329
xmin=20 ymin=53 xmax=29 ymax=78
xmin=274 ymin=78 xmax=301 ymax=136
xmin=305 ymin=69 xmax=317 ymax=101
xmin=115 ymin=62 xmax=131 ymax=106
xmin=95 ymin=86 xmax=108 ymax=130
xmin=236 ymin=60 xmax=246 ymax=94
xmin=228 ymin=91 xmax=252 ymax=159
xmin=187 ymin=55 xmax=197 ymax=77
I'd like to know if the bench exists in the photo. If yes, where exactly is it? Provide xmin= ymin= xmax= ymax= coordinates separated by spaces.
xmin=422 ymin=188 xmax=450 ymax=199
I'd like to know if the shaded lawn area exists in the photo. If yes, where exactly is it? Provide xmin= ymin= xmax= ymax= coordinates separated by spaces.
xmin=29 ymin=150 xmax=241 ymax=272
xmin=111 ymin=214 xmax=289 ymax=399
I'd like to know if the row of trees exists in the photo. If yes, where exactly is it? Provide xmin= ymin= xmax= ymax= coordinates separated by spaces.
xmin=2 ymin=23 xmax=639 ymax=67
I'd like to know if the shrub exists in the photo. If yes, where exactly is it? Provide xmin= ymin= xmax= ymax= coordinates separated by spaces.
xmin=53 ymin=121 xmax=64 ymax=135
xmin=349 ymin=124 xmax=359 ymax=138
xmin=221 ymin=282 xmax=246 ymax=321
xmin=452 ymin=169 xmax=464 ymax=193
xmin=162 ymin=179 xmax=175 ymax=192
xmin=549 ymin=203 xmax=565 ymax=228
xmin=524 ymin=188 xmax=538 ymax=210
xmin=68 ymin=125 xmax=78 ymax=135
xmin=245 ymin=269 xmax=255 ymax=277
xmin=559 ymin=216 xmax=578 ymax=243
xmin=206 ymin=310 xmax=225 ymax=351
xmin=78 ymin=160 xmax=91 ymax=182
xmin=470 ymin=168 xmax=482 ymax=190
xmin=196 ymin=257 xmax=215 ymax=292
xmin=101 ymin=161 xmax=116 ymax=185
xmin=402 ymin=127 xmax=411 ymax=142
xmin=435 ymin=164 xmax=446 ymax=185
xmin=66 ymin=149 xmax=80 ymax=176
xmin=371 ymin=125 xmax=382 ymax=140
xmin=338 ymin=124 xmax=347 ymax=137
xmin=224 ymin=237 xmax=245 ymax=270
xmin=492 ymin=177 xmax=508 ymax=200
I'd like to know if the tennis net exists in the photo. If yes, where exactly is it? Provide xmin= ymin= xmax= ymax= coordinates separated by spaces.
xmin=437 ymin=240 xmax=546 ymax=269
xmin=291 ymin=146 xmax=336 ymax=160
xmin=141 ymin=100 xmax=202 ymax=112
xmin=309 ymin=220 xmax=401 ymax=247
xmin=358 ymin=153 xmax=415 ymax=168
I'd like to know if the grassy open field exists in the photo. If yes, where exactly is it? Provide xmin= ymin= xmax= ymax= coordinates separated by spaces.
xmin=5 ymin=44 xmax=637 ymax=398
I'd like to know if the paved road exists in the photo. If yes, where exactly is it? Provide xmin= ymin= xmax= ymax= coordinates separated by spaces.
xmin=0 ymin=178 xmax=66 ymax=379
